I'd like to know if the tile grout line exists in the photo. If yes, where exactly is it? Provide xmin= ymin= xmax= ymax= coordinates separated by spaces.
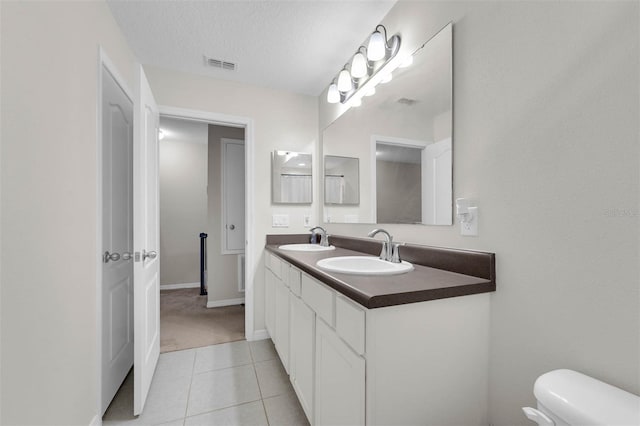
xmin=249 ymin=341 xmax=272 ymax=425
xmin=180 ymin=349 xmax=198 ymax=424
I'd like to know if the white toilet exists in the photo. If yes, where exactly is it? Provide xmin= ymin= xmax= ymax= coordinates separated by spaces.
xmin=523 ymin=369 xmax=640 ymax=426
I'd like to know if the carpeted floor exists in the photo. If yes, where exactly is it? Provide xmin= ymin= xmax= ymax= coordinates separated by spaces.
xmin=160 ymin=288 xmax=245 ymax=353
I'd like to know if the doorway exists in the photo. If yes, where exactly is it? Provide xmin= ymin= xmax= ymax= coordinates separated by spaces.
xmin=157 ymin=117 xmax=246 ymax=353
xmin=98 ymin=60 xmax=256 ymax=416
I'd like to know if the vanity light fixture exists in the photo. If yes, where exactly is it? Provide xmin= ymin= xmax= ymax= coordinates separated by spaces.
xmin=158 ymin=129 xmax=165 ymax=140
xmin=325 ymin=24 xmax=401 ymax=105
xmin=337 ymin=68 xmax=353 ymax=92
xmin=367 ymin=25 xmax=388 ymax=61
xmin=380 ymin=73 xmax=393 ymax=84
xmin=350 ymin=47 xmax=369 ymax=79
xmin=399 ymin=55 xmax=414 ymax=68
xmin=327 ymin=82 xmax=340 ymax=104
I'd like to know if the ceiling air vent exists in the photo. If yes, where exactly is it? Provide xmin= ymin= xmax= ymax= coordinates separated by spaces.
xmin=203 ymin=56 xmax=236 ymax=71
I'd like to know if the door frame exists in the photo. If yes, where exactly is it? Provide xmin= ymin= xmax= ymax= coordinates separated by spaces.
xmin=158 ymin=106 xmax=256 ymax=341
xmin=96 ymin=47 xmax=135 ymax=418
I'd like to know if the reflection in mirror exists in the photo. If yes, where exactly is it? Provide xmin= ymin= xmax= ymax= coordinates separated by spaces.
xmin=375 ymin=143 xmax=422 ymax=223
xmin=322 ymin=23 xmax=452 ymax=225
xmin=324 ymin=155 xmax=359 ymax=205
xmin=271 ymin=150 xmax=312 ymax=204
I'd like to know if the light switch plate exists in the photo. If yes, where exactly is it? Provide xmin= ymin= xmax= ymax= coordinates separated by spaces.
xmin=303 ymin=214 xmax=311 ymax=227
xmin=272 ymin=214 xmax=289 ymax=228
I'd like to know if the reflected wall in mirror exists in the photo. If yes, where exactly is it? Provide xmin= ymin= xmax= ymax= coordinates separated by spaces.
xmin=324 ymin=155 xmax=359 ymax=205
xmin=322 ymin=23 xmax=452 ymax=225
xmin=271 ymin=150 xmax=312 ymax=204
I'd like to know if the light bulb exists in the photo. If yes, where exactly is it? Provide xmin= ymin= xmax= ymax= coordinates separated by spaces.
xmin=351 ymin=52 xmax=368 ymax=78
xmin=367 ymin=30 xmax=386 ymax=61
xmin=337 ymin=69 xmax=353 ymax=92
xmin=327 ymin=83 xmax=339 ymax=103
xmin=399 ymin=55 xmax=413 ymax=68
xmin=380 ymin=73 xmax=393 ymax=84
xmin=364 ymin=86 xmax=376 ymax=96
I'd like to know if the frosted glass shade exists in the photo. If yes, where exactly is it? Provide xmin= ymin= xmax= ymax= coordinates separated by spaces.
xmin=364 ymin=86 xmax=376 ymax=96
xmin=380 ymin=73 xmax=393 ymax=84
xmin=351 ymin=97 xmax=362 ymax=107
xmin=327 ymin=83 xmax=340 ymax=103
xmin=337 ymin=69 xmax=353 ymax=92
xmin=351 ymin=52 xmax=368 ymax=78
xmin=367 ymin=30 xmax=386 ymax=61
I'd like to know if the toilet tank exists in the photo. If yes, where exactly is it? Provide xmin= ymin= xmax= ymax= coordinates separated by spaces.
xmin=533 ymin=369 xmax=640 ymax=425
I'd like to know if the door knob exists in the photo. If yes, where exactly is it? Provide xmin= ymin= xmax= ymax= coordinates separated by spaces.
xmin=229 ymin=224 xmax=235 ymax=230
xmin=103 ymin=251 xmax=120 ymax=263
xmin=143 ymin=250 xmax=157 ymax=261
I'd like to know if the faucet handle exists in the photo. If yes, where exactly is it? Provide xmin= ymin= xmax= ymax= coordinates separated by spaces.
xmin=390 ymin=243 xmax=404 ymax=263
xmin=379 ymin=241 xmax=388 ymax=260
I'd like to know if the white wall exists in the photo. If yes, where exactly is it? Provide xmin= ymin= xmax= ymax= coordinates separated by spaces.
xmin=145 ymin=66 xmax=318 ymax=335
xmin=320 ymin=2 xmax=639 ymax=425
xmin=0 ymin=1 xmax=137 ymax=424
xmin=159 ymin=124 xmax=208 ymax=286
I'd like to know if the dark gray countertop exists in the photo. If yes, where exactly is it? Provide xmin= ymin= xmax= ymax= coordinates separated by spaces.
xmin=265 ymin=237 xmax=495 ymax=309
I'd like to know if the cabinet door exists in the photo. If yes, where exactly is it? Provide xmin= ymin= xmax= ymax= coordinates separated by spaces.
xmin=315 ymin=319 xmax=365 ymax=426
xmin=290 ymin=295 xmax=315 ymax=423
xmin=274 ymin=279 xmax=290 ymax=372
xmin=265 ymin=268 xmax=276 ymax=339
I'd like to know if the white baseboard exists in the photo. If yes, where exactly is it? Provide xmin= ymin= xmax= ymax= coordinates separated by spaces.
xmin=247 ymin=329 xmax=270 ymax=341
xmin=89 ymin=413 xmax=102 ymax=426
xmin=206 ymin=297 xmax=245 ymax=308
xmin=160 ymin=282 xmax=200 ymax=290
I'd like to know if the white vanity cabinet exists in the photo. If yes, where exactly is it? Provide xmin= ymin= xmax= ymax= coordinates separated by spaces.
xmin=265 ymin=250 xmax=490 ymax=426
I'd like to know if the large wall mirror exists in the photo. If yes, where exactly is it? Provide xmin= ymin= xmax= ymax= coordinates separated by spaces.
xmin=271 ymin=150 xmax=313 ymax=204
xmin=322 ymin=23 xmax=452 ymax=225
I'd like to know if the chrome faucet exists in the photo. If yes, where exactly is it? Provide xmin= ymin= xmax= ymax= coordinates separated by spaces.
xmin=367 ymin=228 xmax=403 ymax=263
xmin=309 ymin=226 xmax=329 ymax=247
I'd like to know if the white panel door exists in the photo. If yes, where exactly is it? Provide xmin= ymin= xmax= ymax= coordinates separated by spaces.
xmin=274 ymin=279 xmax=290 ymax=373
xmin=422 ymin=138 xmax=452 ymax=225
xmin=290 ymin=294 xmax=315 ymax=423
xmin=133 ymin=65 xmax=160 ymax=415
xmin=265 ymin=268 xmax=276 ymax=338
xmin=101 ymin=66 xmax=134 ymax=414
xmin=315 ymin=319 xmax=365 ymax=426
xmin=222 ymin=139 xmax=245 ymax=253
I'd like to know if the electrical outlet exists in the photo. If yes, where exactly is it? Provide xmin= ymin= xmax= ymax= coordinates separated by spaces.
xmin=461 ymin=207 xmax=478 ymax=236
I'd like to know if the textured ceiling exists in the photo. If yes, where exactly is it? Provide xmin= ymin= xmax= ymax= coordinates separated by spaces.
xmin=107 ymin=0 xmax=396 ymax=96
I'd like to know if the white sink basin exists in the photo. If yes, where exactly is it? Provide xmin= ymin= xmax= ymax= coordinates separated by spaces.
xmin=316 ymin=256 xmax=414 ymax=276
xmin=278 ymin=243 xmax=336 ymax=252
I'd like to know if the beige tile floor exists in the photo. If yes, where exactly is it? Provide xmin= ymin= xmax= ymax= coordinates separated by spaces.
xmin=103 ymin=340 xmax=309 ymax=426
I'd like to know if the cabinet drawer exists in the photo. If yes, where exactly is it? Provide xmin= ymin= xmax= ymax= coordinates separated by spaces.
xmin=267 ymin=252 xmax=283 ymax=279
xmin=335 ymin=295 xmax=365 ymax=355
xmin=302 ymin=274 xmax=335 ymax=327
xmin=289 ymin=267 xmax=302 ymax=296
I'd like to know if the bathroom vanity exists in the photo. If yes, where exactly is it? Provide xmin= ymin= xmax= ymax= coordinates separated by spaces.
xmin=264 ymin=234 xmax=495 ymax=426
